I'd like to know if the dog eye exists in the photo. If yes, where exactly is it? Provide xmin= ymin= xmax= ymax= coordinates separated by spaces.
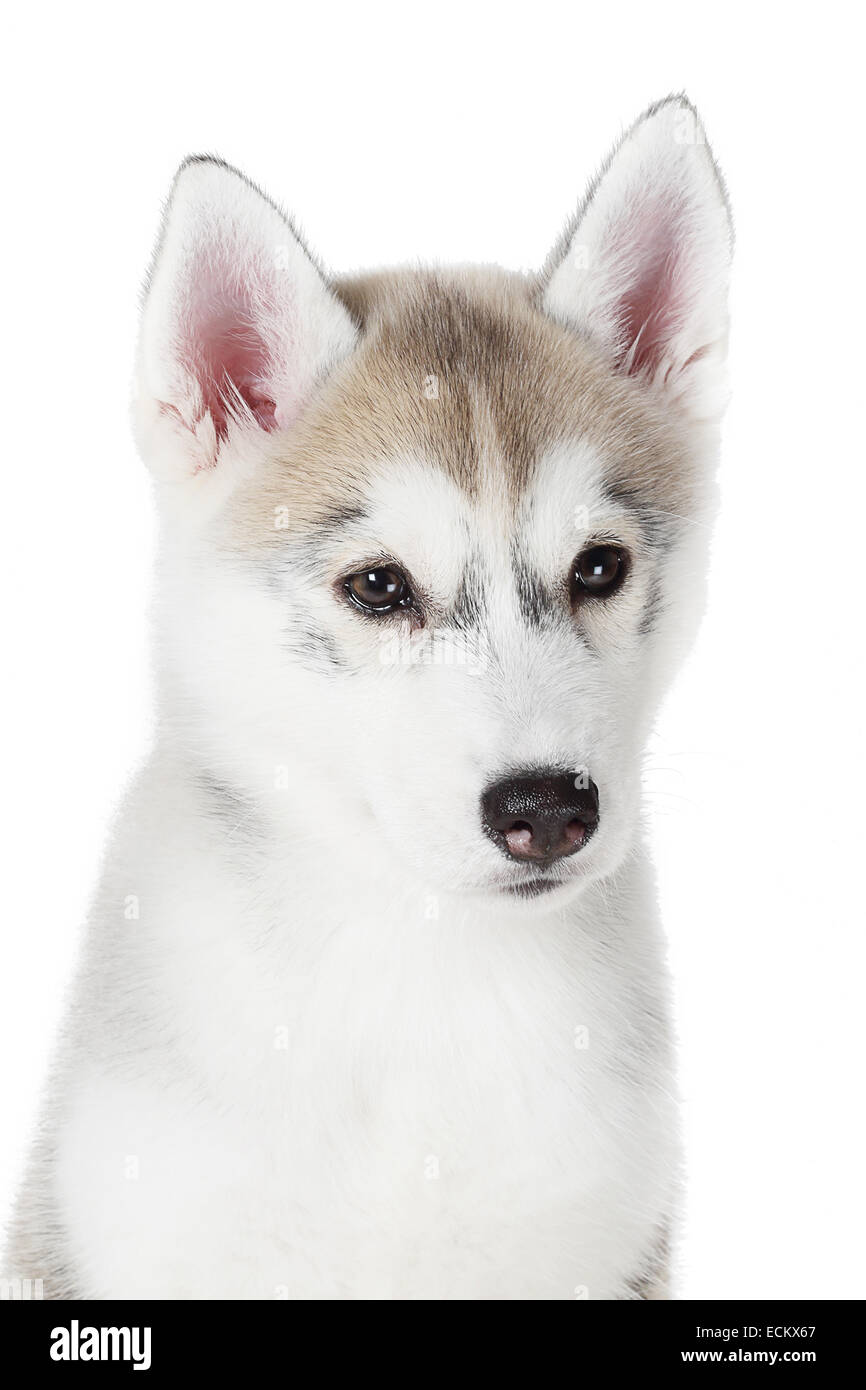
xmin=571 ymin=545 xmax=627 ymax=601
xmin=344 ymin=566 xmax=412 ymax=613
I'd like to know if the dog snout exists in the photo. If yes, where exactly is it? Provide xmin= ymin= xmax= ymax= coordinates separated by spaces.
xmin=481 ymin=769 xmax=599 ymax=865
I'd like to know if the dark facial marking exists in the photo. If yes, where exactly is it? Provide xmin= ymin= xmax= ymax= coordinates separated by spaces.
xmin=604 ymin=481 xmax=680 ymax=550
xmin=283 ymin=619 xmax=348 ymax=674
xmin=307 ymin=502 xmax=368 ymax=534
xmin=511 ymin=538 xmax=564 ymax=629
xmin=450 ymin=558 xmax=487 ymax=630
xmin=638 ymin=574 xmax=664 ymax=635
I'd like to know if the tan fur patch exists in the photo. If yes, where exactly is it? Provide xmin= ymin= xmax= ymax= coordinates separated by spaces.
xmin=226 ymin=267 xmax=698 ymax=550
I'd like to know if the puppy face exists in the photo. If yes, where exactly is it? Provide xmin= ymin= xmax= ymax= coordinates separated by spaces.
xmin=135 ymin=99 xmax=731 ymax=906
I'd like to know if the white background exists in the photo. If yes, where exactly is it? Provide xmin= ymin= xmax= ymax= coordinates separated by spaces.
xmin=2 ymin=2 xmax=863 ymax=1299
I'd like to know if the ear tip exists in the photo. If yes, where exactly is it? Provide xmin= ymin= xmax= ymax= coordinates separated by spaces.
xmin=170 ymin=153 xmax=249 ymax=202
xmin=162 ymin=155 xmax=295 ymax=247
xmin=632 ymin=93 xmax=733 ymax=235
xmin=647 ymin=90 xmax=699 ymax=115
xmin=632 ymin=92 xmax=706 ymax=139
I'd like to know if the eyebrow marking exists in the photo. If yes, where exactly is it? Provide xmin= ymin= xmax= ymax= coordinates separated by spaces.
xmin=603 ymin=481 xmax=680 ymax=549
xmin=305 ymin=502 xmax=369 ymax=534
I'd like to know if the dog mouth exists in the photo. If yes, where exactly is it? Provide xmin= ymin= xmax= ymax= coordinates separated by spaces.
xmin=502 ymin=876 xmax=564 ymax=899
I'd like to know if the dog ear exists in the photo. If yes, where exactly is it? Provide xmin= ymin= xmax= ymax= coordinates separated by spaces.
xmin=541 ymin=97 xmax=732 ymax=421
xmin=134 ymin=157 xmax=357 ymax=481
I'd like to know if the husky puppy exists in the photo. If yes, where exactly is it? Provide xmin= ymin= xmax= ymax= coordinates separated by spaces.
xmin=4 ymin=96 xmax=731 ymax=1300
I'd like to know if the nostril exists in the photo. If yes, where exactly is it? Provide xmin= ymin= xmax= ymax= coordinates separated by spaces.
xmin=563 ymin=818 xmax=587 ymax=850
xmin=509 ymin=820 xmax=533 ymax=836
xmin=504 ymin=820 xmax=535 ymax=858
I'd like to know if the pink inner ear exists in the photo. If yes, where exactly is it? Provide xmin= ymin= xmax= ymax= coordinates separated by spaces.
xmin=193 ymin=312 xmax=277 ymax=435
xmin=181 ymin=252 xmax=279 ymax=439
xmin=612 ymin=201 xmax=687 ymax=379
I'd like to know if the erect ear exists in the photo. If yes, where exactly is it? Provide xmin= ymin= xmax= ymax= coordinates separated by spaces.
xmin=541 ymin=97 xmax=732 ymax=421
xmin=134 ymin=157 xmax=357 ymax=480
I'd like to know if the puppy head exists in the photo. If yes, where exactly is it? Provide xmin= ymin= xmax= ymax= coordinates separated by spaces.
xmin=135 ymin=97 xmax=732 ymax=906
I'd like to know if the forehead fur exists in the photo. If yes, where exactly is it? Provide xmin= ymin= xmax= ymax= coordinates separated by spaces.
xmin=226 ymin=266 xmax=696 ymax=549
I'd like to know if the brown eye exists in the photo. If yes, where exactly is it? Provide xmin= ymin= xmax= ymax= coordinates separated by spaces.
xmin=571 ymin=545 xmax=627 ymax=601
xmin=345 ymin=566 xmax=412 ymax=613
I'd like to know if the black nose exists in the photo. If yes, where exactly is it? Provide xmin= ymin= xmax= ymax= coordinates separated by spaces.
xmin=481 ymin=769 xmax=599 ymax=865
